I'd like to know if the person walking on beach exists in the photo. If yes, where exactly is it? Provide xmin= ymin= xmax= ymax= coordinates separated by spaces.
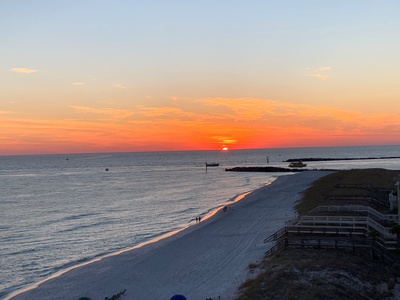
xmin=198 ymin=216 xmax=201 ymax=222
xmin=195 ymin=217 xmax=198 ymax=223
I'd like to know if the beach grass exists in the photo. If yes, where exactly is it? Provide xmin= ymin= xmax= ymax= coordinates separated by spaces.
xmin=236 ymin=249 xmax=400 ymax=300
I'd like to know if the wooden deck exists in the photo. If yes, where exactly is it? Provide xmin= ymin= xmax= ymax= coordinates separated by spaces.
xmin=264 ymin=203 xmax=400 ymax=264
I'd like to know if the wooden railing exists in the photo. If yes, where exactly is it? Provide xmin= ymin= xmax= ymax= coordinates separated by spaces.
xmin=312 ymin=205 xmax=398 ymax=222
xmin=263 ymin=217 xmax=400 ymax=261
xmin=265 ymin=238 xmax=286 ymax=257
xmin=264 ymin=225 xmax=399 ymax=262
xmin=264 ymin=227 xmax=287 ymax=243
xmin=298 ymin=214 xmax=396 ymax=238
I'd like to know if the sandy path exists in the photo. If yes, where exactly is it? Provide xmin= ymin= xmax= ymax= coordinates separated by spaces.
xmin=8 ymin=171 xmax=330 ymax=300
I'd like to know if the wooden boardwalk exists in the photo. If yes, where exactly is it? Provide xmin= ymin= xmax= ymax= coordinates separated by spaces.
xmin=264 ymin=225 xmax=398 ymax=263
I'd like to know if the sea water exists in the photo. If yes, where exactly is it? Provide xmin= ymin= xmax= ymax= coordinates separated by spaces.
xmin=1 ymin=145 xmax=400 ymax=298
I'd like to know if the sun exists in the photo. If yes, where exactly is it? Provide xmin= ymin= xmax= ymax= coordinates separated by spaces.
xmin=222 ymin=147 xmax=229 ymax=151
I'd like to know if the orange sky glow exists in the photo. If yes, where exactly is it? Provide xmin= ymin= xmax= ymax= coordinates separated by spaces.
xmin=1 ymin=97 xmax=400 ymax=155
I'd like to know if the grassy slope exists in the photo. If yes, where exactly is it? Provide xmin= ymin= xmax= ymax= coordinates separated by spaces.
xmin=236 ymin=169 xmax=400 ymax=300
xmin=236 ymin=249 xmax=399 ymax=300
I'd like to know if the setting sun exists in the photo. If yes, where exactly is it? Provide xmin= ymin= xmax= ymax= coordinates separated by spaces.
xmin=222 ymin=147 xmax=229 ymax=151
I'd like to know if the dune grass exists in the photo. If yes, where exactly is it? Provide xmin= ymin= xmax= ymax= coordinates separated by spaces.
xmin=236 ymin=249 xmax=400 ymax=300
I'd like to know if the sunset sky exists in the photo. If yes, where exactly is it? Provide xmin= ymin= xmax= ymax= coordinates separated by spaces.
xmin=2 ymin=1 xmax=400 ymax=155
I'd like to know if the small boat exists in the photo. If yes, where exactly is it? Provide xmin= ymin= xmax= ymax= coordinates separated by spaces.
xmin=288 ymin=160 xmax=307 ymax=168
xmin=206 ymin=162 xmax=219 ymax=167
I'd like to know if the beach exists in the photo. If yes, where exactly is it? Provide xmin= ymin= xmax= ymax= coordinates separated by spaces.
xmin=7 ymin=171 xmax=330 ymax=300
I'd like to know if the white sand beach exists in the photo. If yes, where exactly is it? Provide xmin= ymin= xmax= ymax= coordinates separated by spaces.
xmin=7 ymin=171 xmax=330 ymax=300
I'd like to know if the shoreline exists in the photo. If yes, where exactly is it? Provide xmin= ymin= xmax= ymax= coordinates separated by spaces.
xmin=7 ymin=171 xmax=331 ymax=300
xmin=3 ymin=187 xmax=257 ymax=300
xmin=4 ymin=190 xmax=252 ymax=300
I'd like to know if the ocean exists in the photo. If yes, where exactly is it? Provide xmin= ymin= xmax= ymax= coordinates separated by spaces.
xmin=1 ymin=145 xmax=400 ymax=298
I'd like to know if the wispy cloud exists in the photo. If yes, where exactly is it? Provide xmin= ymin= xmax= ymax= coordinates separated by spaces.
xmin=170 ymin=97 xmax=400 ymax=139
xmin=212 ymin=136 xmax=238 ymax=145
xmin=305 ymin=66 xmax=331 ymax=80
xmin=10 ymin=67 xmax=39 ymax=74
xmin=70 ymin=105 xmax=133 ymax=119
xmin=3 ymin=97 xmax=400 ymax=154
xmin=114 ymin=83 xmax=128 ymax=89
xmin=135 ymin=105 xmax=187 ymax=118
xmin=73 ymin=82 xmax=85 ymax=85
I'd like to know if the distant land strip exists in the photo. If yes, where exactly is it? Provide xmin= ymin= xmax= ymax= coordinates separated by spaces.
xmin=224 ymin=167 xmax=337 ymax=172
xmin=225 ymin=157 xmax=400 ymax=173
xmin=285 ymin=156 xmax=400 ymax=162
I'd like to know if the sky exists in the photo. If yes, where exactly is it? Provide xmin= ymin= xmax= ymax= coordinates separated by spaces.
xmin=2 ymin=1 xmax=400 ymax=155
